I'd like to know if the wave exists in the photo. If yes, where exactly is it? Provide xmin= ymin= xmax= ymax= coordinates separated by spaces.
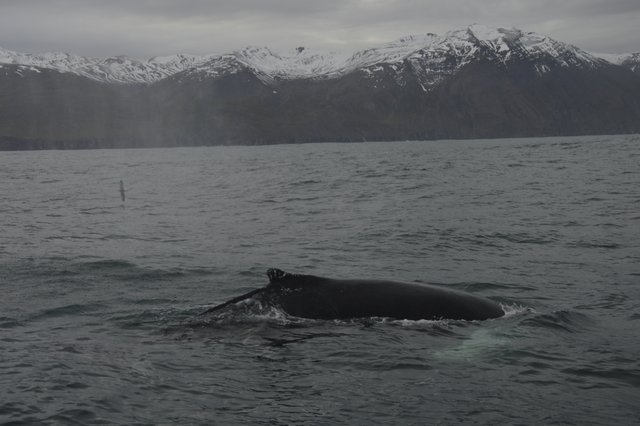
xmin=108 ymin=306 xmax=194 ymax=330
xmin=445 ymin=281 xmax=517 ymax=291
xmin=30 ymin=302 xmax=107 ymax=320
xmin=561 ymin=366 xmax=640 ymax=388
xmin=290 ymin=179 xmax=322 ymax=186
xmin=79 ymin=259 xmax=137 ymax=270
xmin=566 ymin=241 xmax=621 ymax=249
xmin=46 ymin=409 xmax=100 ymax=425
xmin=519 ymin=310 xmax=595 ymax=334
xmin=0 ymin=316 xmax=23 ymax=329
xmin=6 ymin=257 xmax=220 ymax=283
xmin=472 ymin=232 xmax=557 ymax=246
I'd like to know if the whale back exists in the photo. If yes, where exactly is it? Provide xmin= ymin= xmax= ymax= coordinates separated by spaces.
xmin=265 ymin=268 xmax=503 ymax=321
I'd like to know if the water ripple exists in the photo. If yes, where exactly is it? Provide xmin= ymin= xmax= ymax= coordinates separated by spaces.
xmin=1 ymin=135 xmax=639 ymax=425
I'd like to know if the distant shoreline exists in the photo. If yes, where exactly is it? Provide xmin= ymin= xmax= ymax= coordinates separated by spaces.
xmin=2 ymin=133 xmax=638 ymax=152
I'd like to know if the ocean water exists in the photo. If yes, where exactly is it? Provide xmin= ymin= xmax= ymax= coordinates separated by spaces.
xmin=1 ymin=135 xmax=639 ymax=425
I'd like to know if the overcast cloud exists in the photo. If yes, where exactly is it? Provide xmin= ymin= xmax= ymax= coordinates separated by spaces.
xmin=0 ymin=0 xmax=638 ymax=58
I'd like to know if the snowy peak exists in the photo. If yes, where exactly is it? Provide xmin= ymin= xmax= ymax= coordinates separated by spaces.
xmin=341 ymin=24 xmax=607 ymax=81
xmin=182 ymin=24 xmax=603 ymax=85
xmin=181 ymin=45 xmax=352 ymax=81
xmin=0 ymin=25 xmax=631 ymax=85
xmin=333 ymin=25 xmax=610 ymax=90
xmin=236 ymin=45 xmax=351 ymax=79
xmin=593 ymin=52 xmax=640 ymax=74
xmin=343 ymin=33 xmax=440 ymax=71
xmin=0 ymin=47 xmax=210 ymax=83
xmin=620 ymin=53 xmax=640 ymax=74
xmin=440 ymin=24 xmax=606 ymax=71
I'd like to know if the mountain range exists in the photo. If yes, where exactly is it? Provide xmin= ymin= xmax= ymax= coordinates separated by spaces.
xmin=1 ymin=24 xmax=639 ymax=150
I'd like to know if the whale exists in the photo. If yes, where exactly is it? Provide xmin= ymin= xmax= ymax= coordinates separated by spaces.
xmin=200 ymin=268 xmax=505 ymax=321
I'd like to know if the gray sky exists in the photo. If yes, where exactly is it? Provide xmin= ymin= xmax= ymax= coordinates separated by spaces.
xmin=1 ymin=0 xmax=638 ymax=58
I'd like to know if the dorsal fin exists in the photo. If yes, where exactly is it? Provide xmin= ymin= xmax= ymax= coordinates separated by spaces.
xmin=267 ymin=268 xmax=292 ymax=282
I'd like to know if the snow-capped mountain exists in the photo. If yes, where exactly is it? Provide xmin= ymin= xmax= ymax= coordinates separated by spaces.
xmin=621 ymin=53 xmax=640 ymax=74
xmin=593 ymin=52 xmax=640 ymax=74
xmin=178 ymin=24 xmax=613 ymax=88
xmin=178 ymin=47 xmax=350 ymax=83
xmin=346 ymin=24 xmax=606 ymax=74
xmin=592 ymin=52 xmax=640 ymax=73
xmin=0 ymin=24 xmax=624 ymax=86
xmin=0 ymin=47 xmax=210 ymax=83
xmin=1 ymin=24 xmax=639 ymax=150
xmin=340 ymin=25 xmax=610 ymax=90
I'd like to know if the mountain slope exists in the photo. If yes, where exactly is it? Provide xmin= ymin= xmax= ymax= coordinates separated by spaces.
xmin=1 ymin=25 xmax=639 ymax=149
xmin=592 ymin=52 xmax=640 ymax=75
xmin=620 ymin=53 xmax=640 ymax=74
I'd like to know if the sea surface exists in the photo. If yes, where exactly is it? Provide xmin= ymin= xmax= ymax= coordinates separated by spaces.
xmin=1 ymin=135 xmax=639 ymax=425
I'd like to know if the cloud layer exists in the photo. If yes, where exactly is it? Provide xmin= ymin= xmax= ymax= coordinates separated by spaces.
xmin=1 ymin=0 xmax=638 ymax=58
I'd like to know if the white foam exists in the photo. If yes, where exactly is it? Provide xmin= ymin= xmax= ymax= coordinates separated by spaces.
xmin=501 ymin=303 xmax=533 ymax=318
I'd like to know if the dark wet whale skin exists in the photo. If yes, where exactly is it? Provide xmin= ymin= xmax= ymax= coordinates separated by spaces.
xmin=262 ymin=269 xmax=504 ymax=321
